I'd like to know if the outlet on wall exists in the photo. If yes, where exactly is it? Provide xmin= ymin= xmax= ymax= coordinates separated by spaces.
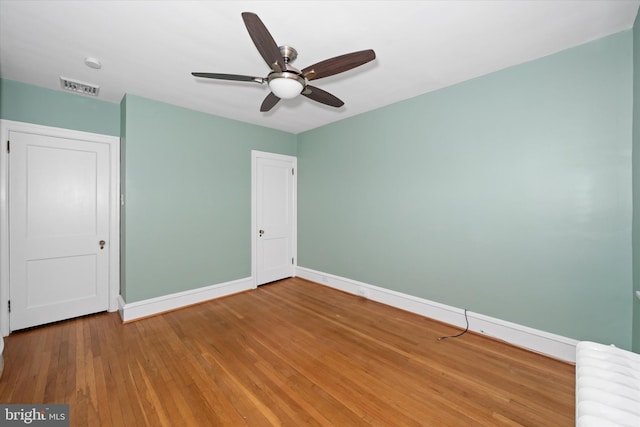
xmin=357 ymin=287 xmax=369 ymax=298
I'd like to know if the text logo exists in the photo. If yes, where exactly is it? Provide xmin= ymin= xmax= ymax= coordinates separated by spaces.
xmin=1 ymin=405 xmax=69 ymax=426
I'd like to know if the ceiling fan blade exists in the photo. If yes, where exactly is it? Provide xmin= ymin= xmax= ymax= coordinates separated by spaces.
xmin=260 ymin=92 xmax=281 ymax=112
xmin=302 ymin=85 xmax=344 ymax=108
xmin=302 ymin=49 xmax=376 ymax=81
xmin=241 ymin=12 xmax=286 ymax=72
xmin=192 ymin=72 xmax=264 ymax=84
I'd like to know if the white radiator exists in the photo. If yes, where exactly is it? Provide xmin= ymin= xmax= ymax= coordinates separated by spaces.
xmin=576 ymin=341 xmax=640 ymax=427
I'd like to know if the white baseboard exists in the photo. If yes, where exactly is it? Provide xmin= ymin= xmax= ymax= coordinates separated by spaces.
xmin=117 ymin=277 xmax=254 ymax=322
xmin=295 ymin=267 xmax=578 ymax=363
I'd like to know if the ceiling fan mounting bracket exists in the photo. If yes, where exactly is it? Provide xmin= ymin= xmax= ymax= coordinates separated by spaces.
xmin=278 ymin=46 xmax=298 ymax=64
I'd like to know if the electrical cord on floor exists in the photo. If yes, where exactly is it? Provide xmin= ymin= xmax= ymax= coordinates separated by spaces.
xmin=437 ymin=309 xmax=469 ymax=341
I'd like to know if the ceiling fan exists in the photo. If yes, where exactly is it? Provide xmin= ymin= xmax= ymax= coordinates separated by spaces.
xmin=192 ymin=12 xmax=376 ymax=112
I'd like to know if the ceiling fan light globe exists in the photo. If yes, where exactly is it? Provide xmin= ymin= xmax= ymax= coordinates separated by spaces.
xmin=268 ymin=74 xmax=304 ymax=99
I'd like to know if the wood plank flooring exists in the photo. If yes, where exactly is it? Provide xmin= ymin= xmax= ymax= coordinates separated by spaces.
xmin=0 ymin=278 xmax=575 ymax=426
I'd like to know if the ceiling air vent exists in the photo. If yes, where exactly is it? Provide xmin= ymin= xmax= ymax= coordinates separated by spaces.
xmin=59 ymin=76 xmax=100 ymax=96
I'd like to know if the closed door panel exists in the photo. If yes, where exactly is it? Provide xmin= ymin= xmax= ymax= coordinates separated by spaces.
xmin=256 ymin=155 xmax=295 ymax=285
xmin=9 ymin=131 xmax=110 ymax=330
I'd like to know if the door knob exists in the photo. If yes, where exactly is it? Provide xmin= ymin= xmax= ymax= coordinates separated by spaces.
xmin=99 ymin=240 xmax=106 ymax=250
xmin=259 ymin=230 xmax=264 ymax=237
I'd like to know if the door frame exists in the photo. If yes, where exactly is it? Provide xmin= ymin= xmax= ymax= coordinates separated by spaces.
xmin=0 ymin=120 xmax=120 ymax=336
xmin=251 ymin=150 xmax=297 ymax=288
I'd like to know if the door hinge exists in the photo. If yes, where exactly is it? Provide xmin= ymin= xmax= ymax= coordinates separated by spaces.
xmin=292 ymin=257 xmax=294 ymax=265
xmin=7 ymin=300 xmax=10 ymax=313
xmin=292 ymin=168 xmax=294 ymax=175
xmin=6 ymin=140 xmax=9 ymax=153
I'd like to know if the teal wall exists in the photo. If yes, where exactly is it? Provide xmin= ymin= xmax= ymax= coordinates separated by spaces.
xmin=121 ymin=95 xmax=296 ymax=302
xmin=298 ymin=31 xmax=634 ymax=348
xmin=633 ymin=13 xmax=640 ymax=353
xmin=0 ymin=79 xmax=120 ymax=136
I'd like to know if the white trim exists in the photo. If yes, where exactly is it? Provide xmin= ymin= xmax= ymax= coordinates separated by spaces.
xmin=251 ymin=150 xmax=297 ymax=288
xmin=0 ymin=123 xmax=8 ymax=337
xmin=0 ymin=120 xmax=120 ymax=336
xmin=108 ymin=132 xmax=121 ymax=314
xmin=295 ymin=266 xmax=579 ymax=362
xmin=117 ymin=277 xmax=253 ymax=322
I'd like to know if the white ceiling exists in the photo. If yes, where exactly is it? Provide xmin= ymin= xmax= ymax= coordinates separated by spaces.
xmin=1 ymin=1 xmax=639 ymax=134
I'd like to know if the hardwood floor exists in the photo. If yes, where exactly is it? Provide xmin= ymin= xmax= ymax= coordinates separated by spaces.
xmin=0 ymin=278 xmax=575 ymax=426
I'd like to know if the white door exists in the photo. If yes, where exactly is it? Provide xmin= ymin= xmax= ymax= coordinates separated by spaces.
xmin=9 ymin=131 xmax=110 ymax=330
xmin=253 ymin=151 xmax=296 ymax=286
